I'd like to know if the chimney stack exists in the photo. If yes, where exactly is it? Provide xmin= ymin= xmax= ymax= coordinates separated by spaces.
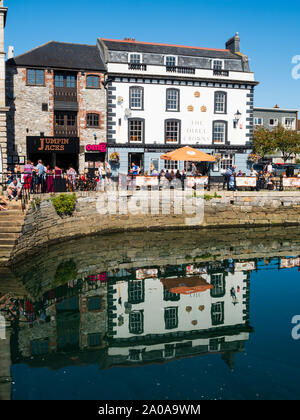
xmin=7 ymin=45 xmax=14 ymax=59
xmin=226 ymin=32 xmax=240 ymax=54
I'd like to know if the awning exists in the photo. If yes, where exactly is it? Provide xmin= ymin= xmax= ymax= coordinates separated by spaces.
xmin=161 ymin=146 xmax=216 ymax=162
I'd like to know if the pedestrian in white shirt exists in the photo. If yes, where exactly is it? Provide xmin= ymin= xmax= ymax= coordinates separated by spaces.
xmin=267 ymin=163 xmax=273 ymax=175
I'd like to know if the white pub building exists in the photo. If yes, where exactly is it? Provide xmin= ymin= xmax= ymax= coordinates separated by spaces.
xmin=98 ymin=33 xmax=258 ymax=178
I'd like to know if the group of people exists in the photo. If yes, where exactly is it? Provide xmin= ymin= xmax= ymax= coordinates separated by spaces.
xmin=4 ymin=159 xmax=113 ymax=195
xmin=223 ymin=163 xmax=278 ymax=191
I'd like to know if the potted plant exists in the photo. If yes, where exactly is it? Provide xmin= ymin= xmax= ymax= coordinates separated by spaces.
xmin=248 ymin=153 xmax=260 ymax=163
xmin=214 ymin=154 xmax=222 ymax=163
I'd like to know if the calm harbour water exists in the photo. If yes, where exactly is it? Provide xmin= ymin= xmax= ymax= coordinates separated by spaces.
xmin=1 ymin=227 xmax=300 ymax=400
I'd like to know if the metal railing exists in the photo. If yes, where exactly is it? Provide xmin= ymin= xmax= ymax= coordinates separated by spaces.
xmin=128 ymin=63 xmax=147 ymax=71
xmin=166 ymin=66 xmax=196 ymax=74
xmin=213 ymin=69 xmax=229 ymax=76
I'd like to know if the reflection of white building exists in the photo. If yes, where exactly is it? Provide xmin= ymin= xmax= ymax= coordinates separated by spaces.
xmin=107 ymin=264 xmax=252 ymax=369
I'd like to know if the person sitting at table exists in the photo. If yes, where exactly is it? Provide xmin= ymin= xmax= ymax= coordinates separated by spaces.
xmin=237 ymin=170 xmax=243 ymax=177
xmin=175 ymin=170 xmax=181 ymax=180
xmin=250 ymin=167 xmax=258 ymax=177
xmin=265 ymin=172 xmax=274 ymax=190
xmin=165 ymin=170 xmax=172 ymax=181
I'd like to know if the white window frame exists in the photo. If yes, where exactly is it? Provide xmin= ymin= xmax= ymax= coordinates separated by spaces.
xmin=165 ymin=55 xmax=177 ymax=67
xmin=214 ymin=91 xmax=226 ymax=114
xmin=269 ymin=118 xmax=278 ymax=127
xmin=213 ymin=121 xmax=226 ymax=144
xmin=166 ymin=88 xmax=179 ymax=111
xmin=220 ymin=154 xmax=234 ymax=170
xmin=213 ymin=59 xmax=224 ymax=70
xmin=129 ymin=86 xmax=143 ymax=110
xmin=211 ymin=302 xmax=224 ymax=325
xmin=164 ymin=160 xmax=179 ymax=171
xmin=164 ymin=307 xmax=178 ymax=330
xmin=284 ymin=117 xmax=295 ymax=129
xmin=129 ymin=53 xmax=141 ymax=64
xmin=254 ymin=117 xmax=263 ymax=126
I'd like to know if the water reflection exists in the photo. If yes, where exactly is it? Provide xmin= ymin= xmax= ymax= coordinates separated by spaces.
xmin=1 ymin=226 xmax=300 ymax=400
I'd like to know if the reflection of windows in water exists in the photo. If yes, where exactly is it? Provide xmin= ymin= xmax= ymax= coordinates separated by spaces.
xmin=129 ymin=349 xmax=141 ymax=361
xmin=164 ymin=307 xmax=178 ymax=330
xmin=128 ymin=280 xmax=144 ymax=304
xmin=211 ymin=302 xmax=224 ymax=326
xmin=129 ymin=311 xmax=144 ymax=335
xmin=163 ymin=286 xmax=180 ymax=302
xmin=164 ymin=344 xmax=175 ymax=358
xmin=31 ymin=340 xmax=49 ymax=356
xmin=209 ymin=337 xmax=225 ymax=352
xmin=89 ymin=333 xmax=101 ymax=347
xmin=56 ymin=297 xmax=79 ymax=311
xmin=210 ymin=274 xmax=226 ymax=298
xmin=88 ymin=296 xmax=101 ymax=311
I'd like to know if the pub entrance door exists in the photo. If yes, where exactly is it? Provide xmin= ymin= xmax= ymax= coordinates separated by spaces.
xmin=129 ymin=152 xmax=144 ymax=174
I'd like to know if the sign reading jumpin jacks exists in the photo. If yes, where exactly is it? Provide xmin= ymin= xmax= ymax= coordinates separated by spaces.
xmin=27 ymin=137 xmax=80 ymax=154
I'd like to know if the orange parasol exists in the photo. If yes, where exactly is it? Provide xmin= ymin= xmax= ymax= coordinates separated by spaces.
xmin=160 ymin=146 xmax=216 ymax=162
xmin=161 ymin=276 xmax=214 ymax=295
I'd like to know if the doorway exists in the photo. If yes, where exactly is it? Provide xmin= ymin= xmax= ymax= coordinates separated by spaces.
xmin=129 ymin=153 xmax=144 ymax=174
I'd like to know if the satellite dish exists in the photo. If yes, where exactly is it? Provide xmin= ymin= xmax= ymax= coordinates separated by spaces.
xmin=124 ymin=109 xmax=132 ymax=118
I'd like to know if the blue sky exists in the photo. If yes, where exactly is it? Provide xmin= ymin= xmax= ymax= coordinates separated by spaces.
xmin=4 ymin=0 xmax=300 ymax=110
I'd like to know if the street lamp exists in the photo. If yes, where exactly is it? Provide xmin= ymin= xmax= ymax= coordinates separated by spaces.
xmin=233 ymin=110 xmax=242 ymax=128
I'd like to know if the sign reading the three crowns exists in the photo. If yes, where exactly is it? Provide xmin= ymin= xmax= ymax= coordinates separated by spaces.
xmin=27 ymin=137 xmax=80 ymax=154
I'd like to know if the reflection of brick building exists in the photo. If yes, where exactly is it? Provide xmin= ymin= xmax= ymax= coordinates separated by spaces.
xmin=16 ymin=279 xmax=107 ymax=361
xmin=6 ymin=42 xmax=106 ymax=172
xmin=0 ymin=327 xmax=11 ymax=400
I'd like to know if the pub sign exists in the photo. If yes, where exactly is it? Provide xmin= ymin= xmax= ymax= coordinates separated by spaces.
xmin=27 ymin=137 xmax=80 ymax=154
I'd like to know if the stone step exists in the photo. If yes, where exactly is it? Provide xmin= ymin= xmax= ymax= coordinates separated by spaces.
xmin=0 ymin=233 xmax=19 ymax=240
xmin=0 ymin=239 xmax=17 ymax=246
xmin=0 ymin=226 xmax=22 ymax=234
xmin=0 ymin=210 xmax=24 ymax=217
xmin=0 ymin=221 xmax=23 ymax=228
xmin=0 ymin=246 xmax=12 ymax=258
xmin=0 ymin=216 xmax=25 ymax=222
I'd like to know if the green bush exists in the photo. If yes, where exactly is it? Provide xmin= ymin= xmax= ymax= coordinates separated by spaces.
xmin=51 ymin=193 xmax=77 ymax=216
xmin=53 ymin=260 xmax=78 ymax=287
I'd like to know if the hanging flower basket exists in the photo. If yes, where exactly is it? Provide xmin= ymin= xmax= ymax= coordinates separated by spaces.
xmin=248 ymin=153 xmax=260 ymax=163
xmin=214 ymin=153 xmax=222 ymax=163
xmin=109 ymin=152 xmax=120 ymax=163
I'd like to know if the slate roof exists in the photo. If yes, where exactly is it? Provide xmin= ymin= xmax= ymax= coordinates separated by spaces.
xmin=101 ymin=39 xmax=240 ymax=60
xmin=7 ymin=41 xmax=106 ymax=71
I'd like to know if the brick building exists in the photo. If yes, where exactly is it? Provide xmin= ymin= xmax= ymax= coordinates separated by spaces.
xmin=0 ymin=0 xmax=8 ymax=175
xmin=6 ymin=41 xmax=107 ymax=172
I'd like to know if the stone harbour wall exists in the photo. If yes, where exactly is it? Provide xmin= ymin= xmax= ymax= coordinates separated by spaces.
xmin=10 ymin=190 xmax=300 ymax=263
